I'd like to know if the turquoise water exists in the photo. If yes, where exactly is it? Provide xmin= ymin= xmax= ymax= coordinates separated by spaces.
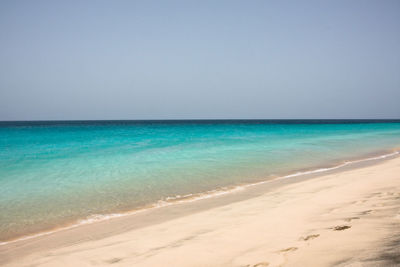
xmin=1 ymin=120 xmax=400 ymax=242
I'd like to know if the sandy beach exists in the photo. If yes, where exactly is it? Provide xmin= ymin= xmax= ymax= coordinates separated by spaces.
xmin=1 ymin=156 xmax=400 ymax=267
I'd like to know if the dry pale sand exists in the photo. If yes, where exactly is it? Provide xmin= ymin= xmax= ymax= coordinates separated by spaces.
xmin=1 ymin=156 xmax=400 ymax=267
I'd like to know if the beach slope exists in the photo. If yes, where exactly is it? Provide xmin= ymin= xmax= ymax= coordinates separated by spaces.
xmin=2 ymin=157 xmax=400 ymax=267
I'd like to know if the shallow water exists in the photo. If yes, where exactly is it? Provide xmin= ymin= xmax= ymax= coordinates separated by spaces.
xmin=1 ymin=120 xmax=400 ymax=242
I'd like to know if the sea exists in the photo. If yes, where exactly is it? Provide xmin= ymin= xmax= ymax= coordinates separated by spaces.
xmin=1 ymin=120 xmax=400 ymax=243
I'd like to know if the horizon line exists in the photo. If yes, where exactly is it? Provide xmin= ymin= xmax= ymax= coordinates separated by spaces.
xmin=1 ymin=118 xmax=400 ymax=123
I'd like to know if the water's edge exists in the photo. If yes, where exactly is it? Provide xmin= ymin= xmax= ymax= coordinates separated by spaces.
xmin=1 ymin=148 xmax=398 ymax=246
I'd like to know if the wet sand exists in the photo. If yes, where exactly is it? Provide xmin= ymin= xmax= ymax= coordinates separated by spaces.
xmin=1 ymin=156 xmax=400 ymax=266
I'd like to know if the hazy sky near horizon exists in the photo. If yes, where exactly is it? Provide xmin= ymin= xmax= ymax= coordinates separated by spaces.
xmin=1 ymin=0 xmax=399 ymax=120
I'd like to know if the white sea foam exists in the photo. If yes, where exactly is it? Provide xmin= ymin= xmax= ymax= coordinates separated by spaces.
xmin=1 ymin=150 xmax=398 ymax=246
xmin=282 ymin=150 xmax=400 ymax=179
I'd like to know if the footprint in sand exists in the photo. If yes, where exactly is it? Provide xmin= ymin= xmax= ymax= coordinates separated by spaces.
xmin=241 ymin=262 xmax=269 ymax=267
xmin=280 ymin=247 xmax=298 ymax=253
xmin=105 ymin=258 xmax=122 ymax=264
xmin=332 ymin=225 xmax=351 ymax=231
xmin=344 ymin=216 xmax=360 ymax=222
xmin=359 ymin=210 xmax=373 ymax=215
xmin=300 ymin=234 xmax=320 ymax=241
xmin=253 ymin=262 xmax=269 ymax=267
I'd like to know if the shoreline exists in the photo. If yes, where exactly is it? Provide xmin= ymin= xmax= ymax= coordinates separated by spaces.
xmin=1 ymin=149 xmax=400 ymax=266
xmin=0 ymin=149 xmax=399 ymax=248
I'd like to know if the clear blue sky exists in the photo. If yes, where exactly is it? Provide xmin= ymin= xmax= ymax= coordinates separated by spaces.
xmin=1 ymin=0 xmax=399 ymax=120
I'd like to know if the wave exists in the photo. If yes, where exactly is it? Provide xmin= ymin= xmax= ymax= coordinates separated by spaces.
xmin=1 ymin=149 xmax=398 ymax=246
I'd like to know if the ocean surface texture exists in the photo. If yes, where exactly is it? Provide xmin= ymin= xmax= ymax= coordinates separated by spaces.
xmin=1 ymin=120 xmax=400 ymax=242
